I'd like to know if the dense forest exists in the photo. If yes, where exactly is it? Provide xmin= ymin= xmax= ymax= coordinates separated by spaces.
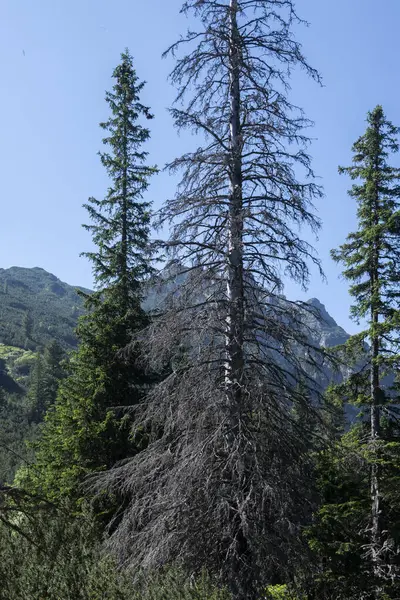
xmin=2 ymin=1 xmax=400 ymax=599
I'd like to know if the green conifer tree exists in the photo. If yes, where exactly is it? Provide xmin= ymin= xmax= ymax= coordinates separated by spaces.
xmin=82 ymin=48 xmax=156 ymax=305
xmin=19 ymin=50 xmax=157 ymax=504
xmin=306 ymin=106 xmax=400 ymax=599
xmin=22 ymin=311 xmax=34 ymax=349
xmin=27 ymin=352 xmax=45 ymax=424
xmin=27 ymin=342 xmax=66 ymax=424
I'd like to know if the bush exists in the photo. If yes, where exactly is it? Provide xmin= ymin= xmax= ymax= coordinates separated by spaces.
xmin=0 ymin=506 xmax=130 ymax=600
xmin=265 ymin=585 xmax=301 ymax=600
xmin=133 ymin=569 xmax=230 ymax=600
xmin=0 ymin=500 xmax=230 ymax=600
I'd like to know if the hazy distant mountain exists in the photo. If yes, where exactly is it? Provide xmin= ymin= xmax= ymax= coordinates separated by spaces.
xmin=0 ymin=266 xmax=89 ymax=351
xmin=304 ymin=298 xmax=350 ymax=348
xmin=144 ymin=266 xmax=352 ymax=396
xmin=0 ymin=266 xmax=354 ymax=398
xmin=0 ymin=266 xmax=352 ymax=357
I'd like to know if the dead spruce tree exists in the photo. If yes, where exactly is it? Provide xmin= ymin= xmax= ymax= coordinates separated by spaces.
xmin=99 ymin=2 xmax=327 ymax=598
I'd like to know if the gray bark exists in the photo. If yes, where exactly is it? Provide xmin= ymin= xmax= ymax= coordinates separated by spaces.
xmin=224 ymin=3 xmax=251 ymax=598
xmin=370 ymin=146 xmax=382 ymax=594
xmin=226 ymin=0 xmax=244 ymax=410
xmin=370 ymin=313 xmax=381 ymax=593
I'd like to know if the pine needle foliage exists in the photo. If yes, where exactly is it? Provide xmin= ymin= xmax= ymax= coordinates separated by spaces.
xmin=331 ymin=106 xmax=400 ymax=589
xmin=18 ymin=51 xmax=156 ymax=507
xmin=82 ymin=49 xmax=157 ymax=300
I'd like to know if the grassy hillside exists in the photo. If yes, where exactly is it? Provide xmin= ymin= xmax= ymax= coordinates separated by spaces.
xmin=0 ymin=267 xmax=90 ymax=351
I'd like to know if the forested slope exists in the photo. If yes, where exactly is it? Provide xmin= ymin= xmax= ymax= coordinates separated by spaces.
xmin=0 ymin=266 xmax=88 ymax=350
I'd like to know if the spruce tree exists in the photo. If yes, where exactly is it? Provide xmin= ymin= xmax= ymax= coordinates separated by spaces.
xmin=20 ymin=50 xmax=156 ymax=504
xmin=27 ymin=342 xmax=65 ymax=424
xmin=329 ymin=105 xmax=400 ymax=595
xmin=100 ymin=4 xmax=326 ymax=598
xmin=82 ymin=48 xmax=155 ymax=305
xmin=23 ymin=311 xmax=34 ymax=348
xmin=27 ymin=352 xmax=45 ymax=424
xmin=305 ymin=419 xmax=400 ymax=600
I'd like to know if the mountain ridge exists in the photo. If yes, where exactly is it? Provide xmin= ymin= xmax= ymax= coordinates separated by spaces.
xmin=0 ymin=266 xmax=351 ymax=352
xmin=0 ymin=266 xmax=89 ymax=351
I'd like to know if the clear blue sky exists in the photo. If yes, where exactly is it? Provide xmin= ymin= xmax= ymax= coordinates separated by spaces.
xmin=1 ymin=0 xmax=399 ymax=333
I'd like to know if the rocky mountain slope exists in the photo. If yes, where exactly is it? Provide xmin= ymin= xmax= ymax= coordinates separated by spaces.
xmin=304 ymin=298 xmax=350 ymax=349
xmin=0 ymin=266 xmax=353 ymax=396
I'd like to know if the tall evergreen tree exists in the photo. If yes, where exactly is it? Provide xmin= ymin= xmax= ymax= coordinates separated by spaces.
xmin=101 ymin=4 xmax=326 ymax=599
xmin=82 ymin=48 xmax=156 ymax=306
xmin=27 ymin=352 xmax=45 ymax=424
xmin=330 ymin=105 xmax=400 ymax=594
xmin=19 ymin=50 xmax=156 ymax=504
xmin=23 ymin=311 xmax=34 ymax=348
xmin=27 ymin=342 xmax=65 ymax=424
xmin=44 ymin=341 xmax=65 ymax=381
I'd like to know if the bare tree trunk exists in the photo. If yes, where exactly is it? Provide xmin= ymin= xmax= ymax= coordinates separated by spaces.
xmin=370 ymin=308 xmax=381 ymax=593
xmin=225 ymin=2 xmax=249 ymax=598
xmin=98 ymin=2 xmax=324 ymax=594
xmin=226 ymin=0 xmax=244 ymax=396
xmin=370 ymin=158 xmax=382 ymax=597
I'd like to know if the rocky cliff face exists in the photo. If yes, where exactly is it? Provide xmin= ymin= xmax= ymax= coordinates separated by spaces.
xmin=144 ymin=266 xmax=353 ymax=395
xmin=304 ymin=298 xmax=350 ymax=349
xmin=0 ymin=266 xmax=354 ymax=356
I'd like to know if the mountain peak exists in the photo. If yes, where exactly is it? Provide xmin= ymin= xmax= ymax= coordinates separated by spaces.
xmin=306 ymin=297 xmax=338 ymax=328
xmin=305 ymin=297 xmax=349 ymax=348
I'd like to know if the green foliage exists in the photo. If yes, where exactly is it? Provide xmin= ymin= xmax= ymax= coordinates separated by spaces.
xmin=22 ymin=310 xmax=33 ymax=345
xmin=134 ymin=569 xmax=231 ymax=600
xmin=331 ymin=105 xmax=400 ymax=383
xmin=305 ymin=428 xmax=370 ymax=598
xmin=0 ymin=343 xmax=37 ymax=386
xmin=81 ymin=48 xmax=157 ymax=295
xmin=0 ymin=504 xmax=134 ymax=600
xmin=16 ymin=303 xmax=145 ymax=502
xmin=13 ymin=350 xmax=37 ymax=380
xmin=304 ymin=421 xmax=400 ymax=598
xmin=19 ymin=51 xmax=156 ymax=508
xmin=0 ymin=340 xmax=65 ymax=484
xmin=265 ymin=586 xmax=288 ymax=600
xmin=27 ymin=341 xmax=66 ymax=423
xmin=265 ymin=585 xmax=301 ymax=600
xmin=0 ymin=391 xmax=37 ymax=484
xmin=314 ymin=106 xmax=400 ymax=596
xmin=0 ymin=498 xmax=229 ymax=600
